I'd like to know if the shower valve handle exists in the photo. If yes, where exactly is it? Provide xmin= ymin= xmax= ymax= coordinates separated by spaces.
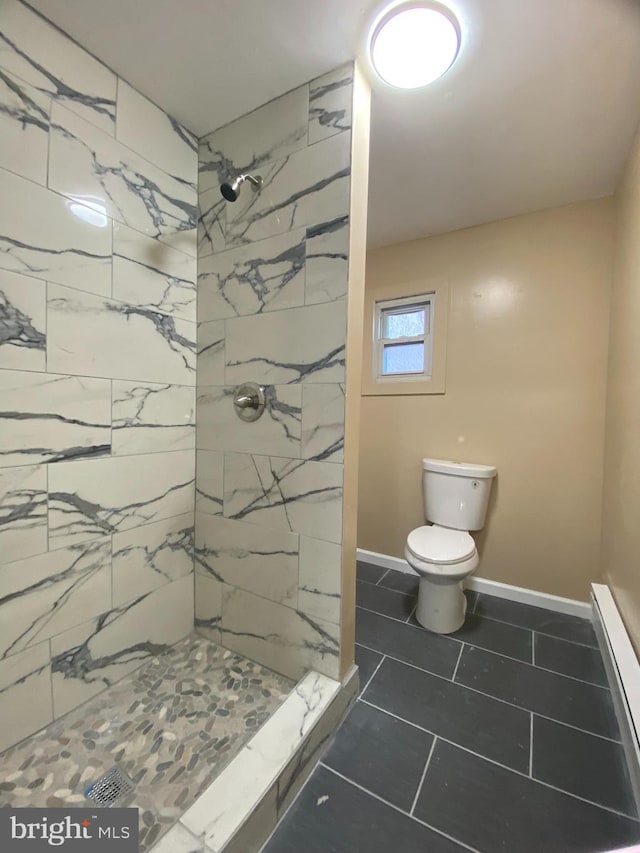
xmin=235 ymin=394 xmax=258 ymax=409
xmin=233 ymin=383 xmax=266 ymax=422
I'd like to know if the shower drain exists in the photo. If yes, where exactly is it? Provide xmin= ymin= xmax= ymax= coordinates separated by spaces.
xmin=84 ymin=767 xmax=134 ymax=808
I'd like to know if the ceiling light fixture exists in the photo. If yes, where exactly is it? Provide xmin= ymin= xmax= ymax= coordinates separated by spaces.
xmin=369 ymin=2 xmax=461 ymax=89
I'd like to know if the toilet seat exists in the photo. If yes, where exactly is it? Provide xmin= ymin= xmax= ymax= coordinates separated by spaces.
xmin=406 ymin=525 xmax=476 ymax=565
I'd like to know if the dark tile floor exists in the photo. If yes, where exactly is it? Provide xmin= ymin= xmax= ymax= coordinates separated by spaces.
xmin=264 ymin=562 xmax=640 ymax=853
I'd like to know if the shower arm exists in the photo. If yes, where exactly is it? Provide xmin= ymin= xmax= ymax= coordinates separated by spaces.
xmin=241 ymin=173 xmax=263 ymax=192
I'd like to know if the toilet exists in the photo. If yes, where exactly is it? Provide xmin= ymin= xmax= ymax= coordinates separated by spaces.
xmin=405 ymin=458 xmax=497 ymax=634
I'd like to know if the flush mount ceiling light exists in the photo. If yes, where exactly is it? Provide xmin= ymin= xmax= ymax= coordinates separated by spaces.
xmin=369 ymin=2 xmax=461 ymax=89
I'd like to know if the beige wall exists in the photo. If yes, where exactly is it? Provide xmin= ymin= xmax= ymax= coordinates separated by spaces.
xmin=602 ymin=124 xmax=640 ymax=649
xmin=359 ymin=199 xmax=614 ymax=601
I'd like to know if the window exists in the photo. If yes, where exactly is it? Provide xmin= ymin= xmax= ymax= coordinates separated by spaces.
xmin=374 ymin=294 xmax=434 ymax=382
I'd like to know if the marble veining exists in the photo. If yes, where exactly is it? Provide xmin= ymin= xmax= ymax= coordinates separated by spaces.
xmin=0 ymin=169 xmax=112 ymax=296
xmin=194 ymin=574 xmax=223 ymax=644
xmin=305 ymin=215 xmax=349 ymax=305
xmin=0 ymin=370 xmax=111 ymax=467
xmin=308 ymin=65 xmax=354 ymax=145
xmin=116 ymin=80 xmax=197 ymax=187
xmin=47 ymin=284 xmax=196 ymax=386
xmin=0 ymin=0 xmax=117 ymax=133
xmin=195 ymin=66 xmax=354 ymax=687
xmin=224 ymin=132 xmax=351 ymax=248
xmin=0 ymin=67 xmax=50 ymax=184
xmin=220 ymin=585 xmax=340 ymax=681
xmin=223 ymin=453 xmax=343 ymax=543
xmin=112 ymin=514 xmax=194 ymax=606
xmin=298 ymin=536 xmax=342 ymax=625
xmin=197 ymin=190 xmax=226 ymax=257
xmin=113 ymin=223 xmax=197 ymax=323
xmin=112 ymin=381 xmax=195 ymax=455
xmin=0 ymin=538 xmax=111 ymax=659
xmin=198 ymin=85 xmax=309 ymax=197
xmin=197 ymin=385 xmax=301 ymax=457
xmin=49 ymin=104 xmax=197 ymax=240
xmin=196 ymin=321 xmax=225 ymax=386
xmin=47 ymin=451 xmax=195 ymax=547
xmin=195 ymin=450 xmax=223 ymax=516
xmin=0 ymin=464 xmax=47 ymax=565
xmin=180 ymin=670 xmax=340 ymax=851
xmin=198 ymin=229 xmax=305 ymax=319
xmin=0 ymin=0 xmax=200 ymax=755
xmin=225 ymin=299 xmax=346 ymax=386
xmin=301 ymin=383 xmax=345 ymax=463
xmin=195 ymin=513 xmax=298 ymax=606
xmin=0 ymin=642 xmax=52 ymax=753
xmin=49 ymin=576 xmax=194 ymax=718
xmin=0 ymin=270 xmax=46 ymax=371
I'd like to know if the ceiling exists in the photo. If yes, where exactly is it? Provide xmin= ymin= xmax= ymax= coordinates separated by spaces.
xmin=28 ymin=0 xmax=640 ymax=247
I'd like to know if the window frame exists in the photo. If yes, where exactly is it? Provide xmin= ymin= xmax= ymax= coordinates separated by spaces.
xmin=373 ymin=293 xmax=434 ymax=383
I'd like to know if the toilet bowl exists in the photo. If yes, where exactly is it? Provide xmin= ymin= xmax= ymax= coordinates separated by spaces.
xmin=405 ymin=525 xmax=479 ymax=634
xmin=405 ymin=458 xmax=496 ymax=634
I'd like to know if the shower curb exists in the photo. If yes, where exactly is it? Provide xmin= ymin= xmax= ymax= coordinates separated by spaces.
xmin=150 ymin=666 xmax=358 ymax=853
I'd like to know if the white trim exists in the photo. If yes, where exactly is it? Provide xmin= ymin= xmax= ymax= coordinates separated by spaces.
xmin=591 ymin=583 xmax=640 ymax=816
xmin=357 ymin=547 xmax=591 ymax=619
xmin=358 ymin=547 xmax=408 ymax=572
xmin=373 ymin=293 xmax=434 ymax=382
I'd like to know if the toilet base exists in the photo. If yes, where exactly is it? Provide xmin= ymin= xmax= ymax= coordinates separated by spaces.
xmin=416 ymin=575 xmax=467 ymax=634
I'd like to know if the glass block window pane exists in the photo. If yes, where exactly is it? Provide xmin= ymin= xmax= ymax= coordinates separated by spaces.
xmin=382 ymin=342 xmax=425 ymax=374
xmin=384 ymin=308 xmax=426 ymax=339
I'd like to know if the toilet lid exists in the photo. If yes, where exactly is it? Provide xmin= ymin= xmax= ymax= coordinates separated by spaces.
xmin=406 ymin=526 xmax=476 ymax=565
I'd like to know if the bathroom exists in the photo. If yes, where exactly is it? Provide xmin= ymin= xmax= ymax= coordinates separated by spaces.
xmin=1 ymin=0 xmax=640 ymax=851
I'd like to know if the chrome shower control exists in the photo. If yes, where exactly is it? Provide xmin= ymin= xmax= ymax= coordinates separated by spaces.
xmin=233 ymin=382 xmax=266 ymax=422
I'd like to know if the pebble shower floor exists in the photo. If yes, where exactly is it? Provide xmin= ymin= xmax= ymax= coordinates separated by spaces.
xmin=0 ymin=635 xmax=293 ymax=851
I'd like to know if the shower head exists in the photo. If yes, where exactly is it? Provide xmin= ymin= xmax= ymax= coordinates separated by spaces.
xmin=220 ymin=173 xmax=263 ymax=202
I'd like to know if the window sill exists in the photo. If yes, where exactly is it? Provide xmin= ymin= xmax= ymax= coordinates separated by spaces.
xmin=362 ymin=375 xmax=445 ymax=396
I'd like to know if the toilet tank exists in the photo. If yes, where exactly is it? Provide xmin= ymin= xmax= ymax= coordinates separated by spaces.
xmin=422 ymin=458 xmax=497 ymax=531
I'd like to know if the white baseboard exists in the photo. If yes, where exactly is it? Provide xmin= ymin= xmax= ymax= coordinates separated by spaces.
xmin=357 ymin=547 xmax=591 ymax=620
xmin=591 ymin=584 xmax=640 ymax=817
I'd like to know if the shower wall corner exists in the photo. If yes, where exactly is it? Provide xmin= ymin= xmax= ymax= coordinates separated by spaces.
xmin=194 ymin=60 xmax=371 ymax=685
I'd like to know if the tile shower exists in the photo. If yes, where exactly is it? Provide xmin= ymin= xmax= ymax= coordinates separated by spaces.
xmin=195 ymin=64 xmax=355 ymax=681
xmin=0 ymin=1 xmax=366 ymax=849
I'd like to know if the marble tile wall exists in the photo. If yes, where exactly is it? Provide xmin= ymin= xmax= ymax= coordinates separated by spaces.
xmin=195 ymin=64 xmax=355 ymax=682
xmin=0 ymin=0 xmax=197 ymax=751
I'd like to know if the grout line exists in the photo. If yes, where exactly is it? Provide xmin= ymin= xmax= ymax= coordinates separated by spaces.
xmin=0 ymin=446 xmax=197 ymax=473
xmin=354 ymin=641 xmax=622 ymax=743
xmin=47 ymin=638 xmax=55 ymax=719
xmin=529 ymin=713 xmax=534 ymax=777
xmin=257 ymin=759 xmax=320 ymax=853
xmin=374 ymin=569 xmax=390 ymax=586
xmin=319 ymin=763 xmax=482 ymax=853
xmin=529 ymin=662 xmax=609 ymax=690
xmin=359 ymin=654 xmax=386 ymax=695
xmin=532 ymin=631 xmax=536 ymax=666
xmin=357 ymin=698 xmax=638 ymax=822
xmin=529 ymin=711 xmax=624 ymax=744
xmin=109 ymin=532 xmax=114 ymax=608
xmin=405 ymin=602 xmax=417 ymax=624
xmin=45 ymin=459 xmax=50 ymax=553
xmin=0 ymin=364 xmax=197 ymax=390
xmin=451 ymin=643 xmax=464 ymax=682
xmin=358 ymin=696 xmax=529 ymax=775
xmin=355 ymin=604 xmax=607 ymax=685
xmin=469 ymin=591 xmax=479 ymax=614
xmin=410 ymin=736 xmax=437 ymax=816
